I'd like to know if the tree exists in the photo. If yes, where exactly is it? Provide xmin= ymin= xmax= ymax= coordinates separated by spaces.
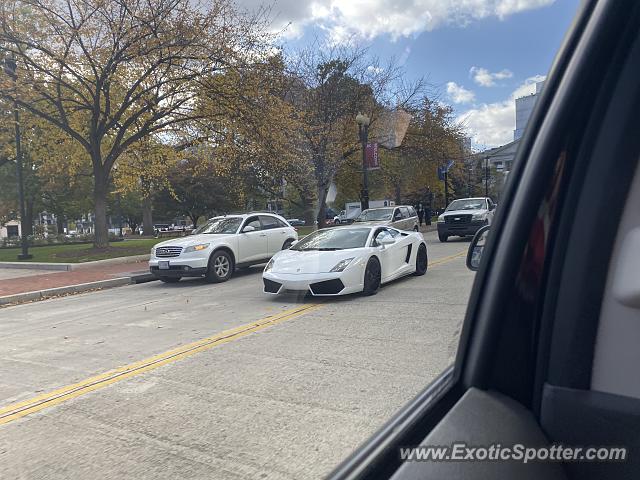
xmin=155 ymin=156 xmax=244 ymax=227
xmin=288 ymin=42 xmax=423 ymax=227
xmin=0 ymin=0 xmax=271 ymax=247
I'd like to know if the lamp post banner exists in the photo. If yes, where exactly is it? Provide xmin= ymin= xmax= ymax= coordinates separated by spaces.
xmin=366 ymin=143 xmax=379 ymax=170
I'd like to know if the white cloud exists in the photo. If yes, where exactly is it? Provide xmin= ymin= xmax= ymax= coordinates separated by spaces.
xmin=446 ymin=82 xmax=475 ymax=104
xmin=457 ymin=75 xmax=546 ymax=147
xmin=237 ymin=0 xmax=556 ymax=41
xmin=470 ymin=66 xmax=513 ymax=87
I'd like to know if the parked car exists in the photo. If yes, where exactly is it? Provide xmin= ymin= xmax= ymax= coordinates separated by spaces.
xmin=263 ymin=225 xmax=427 ymax=296
xmin=149 ymin=213 xmax=298 ymax=283
xmin=353 ymin=205 xmax=419 ymax=231
xmin=436 ymin=197 xmax=496 ymax=242
xmin=153 ymin=224 xmax=171 ymax=236
xmin=286 ymin=218 xmax=305 ymax=227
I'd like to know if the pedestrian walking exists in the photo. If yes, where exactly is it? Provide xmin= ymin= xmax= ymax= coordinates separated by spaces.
xmin=417 ymin=203 xmax=425 ymax=227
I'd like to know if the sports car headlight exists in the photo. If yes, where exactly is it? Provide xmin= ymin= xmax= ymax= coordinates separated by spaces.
xmin=183 ymin=243 xmax=209 ymax=253
xmin=437 ymin=215 xmax=445 ymax=223
xmin=264 ymin=258 xmax=275 ymax=272
xmin=330 ymin=258 xmax=354 ymax=272
xmin=472 ymin=212 xmax=488 ymax=221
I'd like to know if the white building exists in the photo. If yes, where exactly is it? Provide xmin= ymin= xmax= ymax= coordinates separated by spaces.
xmin=0 ymin=220 xmax=21 ymax=239
xmin=514 ymin=81 xmax=545 ymax=141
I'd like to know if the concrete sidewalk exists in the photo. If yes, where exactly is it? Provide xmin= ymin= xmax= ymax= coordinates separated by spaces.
xmin=0 ymin=261 xmax=155 ymax=305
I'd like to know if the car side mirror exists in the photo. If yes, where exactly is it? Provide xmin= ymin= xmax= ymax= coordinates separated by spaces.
xmin=489 ymin=204 xmax=496 ymax=211
xmin=242 ymin=225 xmax=256 ymax=233
xmin=466 ymin=225 xmax=490 ymax=271
xmin=379 ymin=236 xmax=395 ymax=247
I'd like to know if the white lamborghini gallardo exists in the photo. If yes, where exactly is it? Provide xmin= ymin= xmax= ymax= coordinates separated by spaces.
xmin=262 ymin=225 xmax=428 ymax=296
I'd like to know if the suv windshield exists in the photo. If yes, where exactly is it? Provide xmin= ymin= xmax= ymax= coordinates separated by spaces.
xmin=355 ymin=208 xmax=394 ymax=222
xmin=192 ymin=217 xmax=242 ymax=234
xmin=291 ymin=228 xmax=371 ymax=250
xmin=446 ymin=199 xmax=486 ymax=211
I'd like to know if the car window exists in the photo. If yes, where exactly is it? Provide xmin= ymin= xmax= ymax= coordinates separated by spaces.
xmin=291 ymin=227 xmax=371 ymax=250
xmin=243 ymin=217 xmax=262 ymax=231
xmin=355 ymin=208 xmax=394 ymax=222
xmin=259 ymin=215 xmax=285 ymax=230
xmin=393 ymin=208 xmax=403 ymax=221
xmin=400 ymin=207 xmax=411 ymax=219
xmin=193 ymin=217 xmax=242 ymax=234
xmin=408 ymin=206 xmax=417 ymax=217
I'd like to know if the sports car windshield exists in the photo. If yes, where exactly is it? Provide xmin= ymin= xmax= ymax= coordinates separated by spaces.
xmin=192 ymin=217 xmax=242 ymax=234
xmin=355 ymin=208 xmax=394 ymax=222
xmin=291 ymin=228 xmax=371 ymax=251
xmin=446 ymin=199 xmax=485 ymax=211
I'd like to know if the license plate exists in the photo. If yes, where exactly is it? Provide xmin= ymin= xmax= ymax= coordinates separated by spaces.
xmin=159 ymin=261 xmax=170 ymax=270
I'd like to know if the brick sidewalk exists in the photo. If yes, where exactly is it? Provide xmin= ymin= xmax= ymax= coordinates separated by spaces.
xmin=0 ymin=261 xmax=150 ymax=296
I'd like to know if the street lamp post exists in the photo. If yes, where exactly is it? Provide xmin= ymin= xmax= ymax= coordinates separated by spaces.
xmin=484 ymin=157 xmax=490 ymax=198
xmin=3 ymin=53 xmax=32 ymax=260
xmin=356 ymin=112 xmax=370 ymax=211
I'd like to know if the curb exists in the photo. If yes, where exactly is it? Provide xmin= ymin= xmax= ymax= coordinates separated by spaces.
xmin=0 ymin=254 xmax=150 ymax=271
xmin=0 ymin=262 xmax=70 ymax=271
xmin=70 ymin=255 xmax=150 ymax=271
xmin=0 ymin=272 xmax=158 ymax=306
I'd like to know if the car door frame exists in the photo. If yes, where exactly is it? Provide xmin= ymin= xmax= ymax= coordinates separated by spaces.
xmin=258 ymin=214 xmax=289 ymax=256
xmin=390 ymin=208 xmax=404 ymax=229
xmin=328 ymin=1 xmax=637 ymax=478
xmin=237 ymin=215 xmax=269 ymax=264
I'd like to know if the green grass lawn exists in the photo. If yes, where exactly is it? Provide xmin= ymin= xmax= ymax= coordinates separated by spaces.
xmin=0 ymin=238 xmax=165 ymax=263
xmin=295 ymin=226 xmax=316 ymax=237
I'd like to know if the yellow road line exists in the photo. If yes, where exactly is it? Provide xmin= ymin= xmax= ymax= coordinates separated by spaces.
xmin=0 ymin=303 xmax=322 ymax=426
xmin=428 ymin=250 xmax=466 ymax=267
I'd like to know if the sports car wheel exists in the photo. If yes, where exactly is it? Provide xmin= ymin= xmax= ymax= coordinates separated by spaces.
xmin=414 ymin=226 xmax=419 ymax=232
xmin=414 ymin=243 xmax=428 ymax=276
xmin=206 ymin=251 xmax=233 ymax=283
xmin=363 ymin=257 xmax=381 ymax=296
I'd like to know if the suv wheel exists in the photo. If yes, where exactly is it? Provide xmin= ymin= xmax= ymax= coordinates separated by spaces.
xmin=206 ymin=250 xmax=233 ymax=283
xmin=438 ymin=232 xmax=448 ymax=242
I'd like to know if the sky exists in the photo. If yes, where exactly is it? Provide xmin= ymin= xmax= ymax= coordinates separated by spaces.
xmin=237 ymin=0 xmax=582 ymax=149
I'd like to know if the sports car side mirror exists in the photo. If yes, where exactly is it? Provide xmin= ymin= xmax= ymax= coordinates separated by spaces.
xmin=242 ymin=225 xmax=256 ymax=233
xmin=466 ymin=225 xmax=490 ymax=271
xmin=379 ymin=236 xmax=395 ymax=247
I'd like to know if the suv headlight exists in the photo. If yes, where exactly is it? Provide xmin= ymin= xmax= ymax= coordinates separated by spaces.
xmin=472 ymin=212 xmax=488 ymax=221
xmin=151 ymin=247 xmax=156 ymax=255
xmin=183 ymin=243 xmax=209 ymax=253
xmin=264 ymin=258 xmax=275 ymax=272
xmin=330 ymin=258 xmax=354 ymax=272
xmin=437 ymin=215 xmax=445 ymax=223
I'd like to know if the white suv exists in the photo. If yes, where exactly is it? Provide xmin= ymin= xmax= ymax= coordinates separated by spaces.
xmin=149 ymin=213 xmax=298 ymax=283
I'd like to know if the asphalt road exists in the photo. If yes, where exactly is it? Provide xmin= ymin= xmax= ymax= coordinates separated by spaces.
xmin=0 ymin=231 xmax=475 ymax=480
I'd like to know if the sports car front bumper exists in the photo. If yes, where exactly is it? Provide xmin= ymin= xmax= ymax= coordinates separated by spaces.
xmin=263 ymin=268 xmax=364 ymax=296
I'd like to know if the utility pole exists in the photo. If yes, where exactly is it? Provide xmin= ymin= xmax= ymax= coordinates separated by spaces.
xmin=485 ymin=157 xmax=490 ymax=198
xmin=444 ymin=169 xmax=449 ymax=207
xmin=356 ymin=113 xmax=370 ymax=211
